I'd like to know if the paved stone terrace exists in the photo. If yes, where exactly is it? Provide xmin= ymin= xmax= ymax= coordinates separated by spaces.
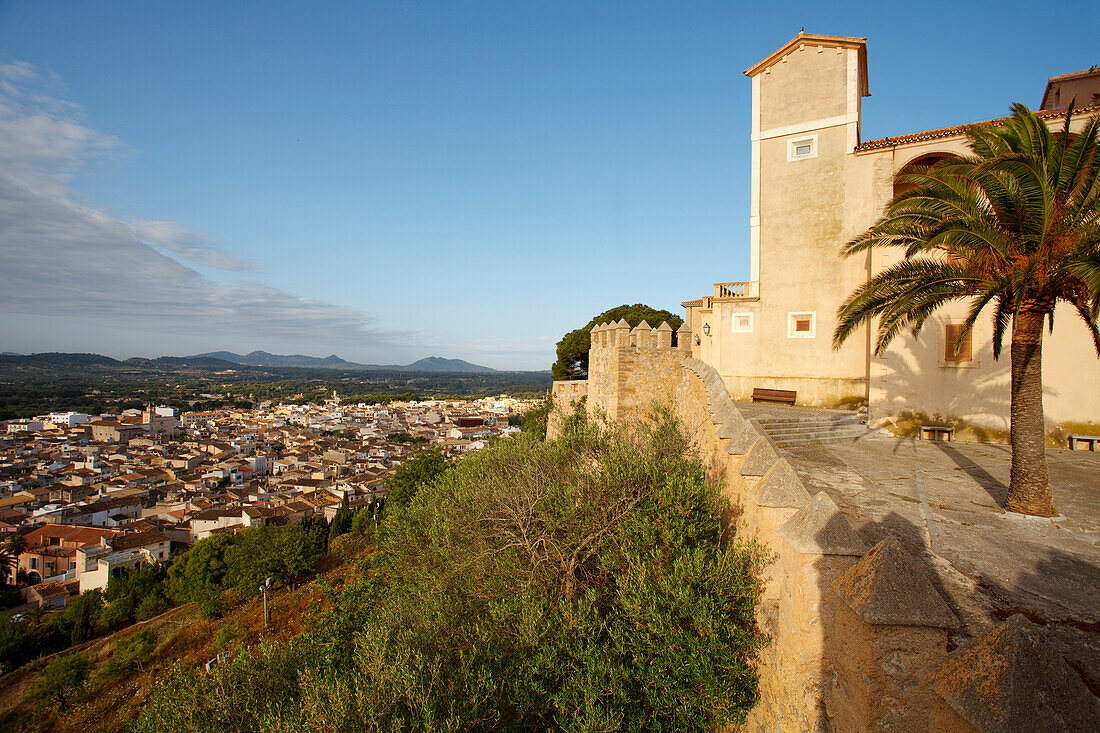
xmin=782 ymin=435 xmax=1100 ymax=658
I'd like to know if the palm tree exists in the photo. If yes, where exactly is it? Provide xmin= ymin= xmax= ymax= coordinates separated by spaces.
xmin=7 ymin=533 xmax=27 ymax=558
xmin=834 ymin=104 xmax=1100 ymax=517
xmin=0 ymin=548 xmax=16 ymax=587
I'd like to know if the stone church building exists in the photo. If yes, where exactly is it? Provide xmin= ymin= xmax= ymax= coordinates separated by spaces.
xmin=681 ymin=32 xmax=1100 ymax=433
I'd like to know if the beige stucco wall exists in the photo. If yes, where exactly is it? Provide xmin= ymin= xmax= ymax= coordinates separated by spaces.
xmin=860 ymin=136 xmax=1100 ymax=430
xmin=758 ymin=44 xmax=848 ymax=130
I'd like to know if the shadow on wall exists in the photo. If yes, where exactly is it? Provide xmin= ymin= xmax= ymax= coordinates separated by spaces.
xmin=878 ymin=327 xmax=1013 ymax=437
xmin=877 ymin=331 xmax=1094 ymax=447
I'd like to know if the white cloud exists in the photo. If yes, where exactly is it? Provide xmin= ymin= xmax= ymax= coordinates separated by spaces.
xmin=0 ymin=61 xmax=404 ymax=350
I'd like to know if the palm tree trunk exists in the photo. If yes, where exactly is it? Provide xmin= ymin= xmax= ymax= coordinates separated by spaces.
xmin=1004 ymin=304 xmax=1056 ymax=516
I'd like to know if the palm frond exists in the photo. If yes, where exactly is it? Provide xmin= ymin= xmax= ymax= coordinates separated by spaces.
xmin=991 ymin=293 xmax=1014 ymax=360
xmin=1071 ymin=300 xmax=1100 ymax=357
xmin=833 ymin=259 xmax=981 ymax=354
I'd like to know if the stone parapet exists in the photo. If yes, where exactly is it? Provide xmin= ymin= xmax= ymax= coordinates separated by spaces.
xmin=584 ymin=348 xmax=1081 ymax=730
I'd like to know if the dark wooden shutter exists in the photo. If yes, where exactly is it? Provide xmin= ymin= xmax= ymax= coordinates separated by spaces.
xmin=945 ymin=324 xmax=972 ymax=362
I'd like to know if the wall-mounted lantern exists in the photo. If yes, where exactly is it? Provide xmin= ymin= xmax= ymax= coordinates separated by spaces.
xmin=703 ymin=322 xmax=711 ymax=336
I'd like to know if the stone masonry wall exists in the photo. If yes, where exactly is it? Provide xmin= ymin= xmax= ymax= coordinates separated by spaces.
xmin=578 ymin=321 xmax=1091 ymax=731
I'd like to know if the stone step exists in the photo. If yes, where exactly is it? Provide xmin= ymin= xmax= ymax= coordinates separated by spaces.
xmin=761 ymin=416 xmax=862 ymax=433
xmin=773 ymin=429 xmax=880 ymax=448
xmin=755 ymin=416 xmax=864 ymax=428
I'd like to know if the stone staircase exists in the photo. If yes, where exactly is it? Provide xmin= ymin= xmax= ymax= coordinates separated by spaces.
xmin=744 ymin=408 xmax=876 ymax=448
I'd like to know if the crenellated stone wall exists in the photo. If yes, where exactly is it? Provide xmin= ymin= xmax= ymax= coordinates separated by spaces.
xmin=578 ymin=322 xmax=1097 ymax=731
xmin=586 ymin=318 xmax=691 ymax=421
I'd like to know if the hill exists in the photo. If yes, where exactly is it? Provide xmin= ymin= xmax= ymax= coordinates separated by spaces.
xmin=191 ymin=351 xmax=495 ymax=372
xmin=404 ymin=356 xmax=495 ymax=372
xmin=194 ymin=350 xmax=360 ymax=369
xmin=0 ymin=547 xmax=355 ymax=733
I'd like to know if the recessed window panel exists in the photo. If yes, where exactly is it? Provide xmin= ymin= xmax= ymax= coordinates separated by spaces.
xmin=788 ymin=311 xmax=816 ymax=338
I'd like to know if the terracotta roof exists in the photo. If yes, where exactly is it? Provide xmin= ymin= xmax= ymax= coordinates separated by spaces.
xmin=855 ymin=105 xmax=1100 ymax=152
xmin=110 ymin=528 xmax=169 ymax=550
xmin=680 ymin=298 xmax=705 ymax=308
xmin=1047 ymin=67 xmax=1100 ymax=84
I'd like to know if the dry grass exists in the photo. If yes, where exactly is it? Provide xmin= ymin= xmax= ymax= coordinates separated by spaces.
xmin=0 ymin=548 xmax=368 ymax=733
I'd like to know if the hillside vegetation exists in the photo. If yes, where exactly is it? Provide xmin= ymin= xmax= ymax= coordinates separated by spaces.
xmin=2 ymin=409 xmax=764 ymax=732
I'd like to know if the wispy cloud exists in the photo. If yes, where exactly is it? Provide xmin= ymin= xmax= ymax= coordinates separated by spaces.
xmin=0 ymin=61 xmax=403 ymax=349
xmin=128 ymin=218 xmax=255 ymax=272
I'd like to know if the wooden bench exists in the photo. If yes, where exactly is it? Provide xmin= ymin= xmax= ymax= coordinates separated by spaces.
xmin=921 ymin=425 xmax=954 ymax=442
xmin=752 ymin=388 xmax=797 ymax=406
xmin=1067 ymin=434 xmax=1099 ymax=451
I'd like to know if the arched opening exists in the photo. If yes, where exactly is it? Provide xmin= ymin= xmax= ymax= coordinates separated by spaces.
xmin=893 ymin=152 xmax=956 ymax=199
xmin=27 ymin=571 xmax=42 ymax=585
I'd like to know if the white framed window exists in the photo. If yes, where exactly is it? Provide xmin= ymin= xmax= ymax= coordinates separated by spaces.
xmin=787 ymin=133 xmax=818 ymax=162
xmin=788 ymin=311 xmax=816 ymax=338
xmin=731 ymin=312 xmax=754 ymax=333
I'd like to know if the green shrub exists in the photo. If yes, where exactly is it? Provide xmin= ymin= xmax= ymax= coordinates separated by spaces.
xmin=138 ymin=409 xmax=764 ymax=731
xmin=114 ymin=628 xmax=157 ymax=671
xmin=135 ymin=593 xmax=168 ymax=621
xmin=213 ymin=623 xmax=238 ymax=651
xmin=30 ymin=652 xmax=90 ymax=709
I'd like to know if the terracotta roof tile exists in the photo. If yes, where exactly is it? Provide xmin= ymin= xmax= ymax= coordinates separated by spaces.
xmin=856 ymin=105 xmax=1100 ymax=152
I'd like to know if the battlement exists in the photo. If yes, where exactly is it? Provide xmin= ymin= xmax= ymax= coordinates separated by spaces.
xmin=588 ymin=318 xmax=690 ymax=352
xmin=584 ymin=320 xmax=693 ymax=421
xmin=574 ymin=333 xmax=1099 ymax=729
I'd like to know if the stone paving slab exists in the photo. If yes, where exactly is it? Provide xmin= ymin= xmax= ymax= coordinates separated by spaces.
xmin=782 ymin=436 xmax=1100 ymax=647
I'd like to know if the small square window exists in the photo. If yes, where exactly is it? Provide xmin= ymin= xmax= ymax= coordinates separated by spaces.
xmin=788 ymin=134 xmax=818 ymax=161
xmin=788 ymin=312 xmax=816 ymax=338
xmin=731 ymin=313 xmax=754 ymax=333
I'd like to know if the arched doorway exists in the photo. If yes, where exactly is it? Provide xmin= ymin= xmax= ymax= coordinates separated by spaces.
xmin=893 ymin=152 xmax=956 ymax=199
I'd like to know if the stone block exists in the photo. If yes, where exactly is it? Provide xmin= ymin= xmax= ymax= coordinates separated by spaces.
xmin=709 ymin=399 xmax=738 ymax=426
xmin=740 ymin=435 xmax=779 ymax=477
xmin=716 ymin=420 xmax=742 ymax=439
xmin=778 ymin=492 xmax=867 ymax=557
xmin=826 ymin=538 xmax=960 ymax=731
xmin=832 ymin=537 xmax=959 ymax=629
xmin=725 ymin=422 xmax=758 ymax=455
xmin=750 ymin=459 xmax=812 ymax=509
xmin=926 ymin=614 xmax=1100 ymax=733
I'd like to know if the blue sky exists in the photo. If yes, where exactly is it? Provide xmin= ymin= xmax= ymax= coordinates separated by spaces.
xmin=1 ymin=1 xmax=1097 ymax=369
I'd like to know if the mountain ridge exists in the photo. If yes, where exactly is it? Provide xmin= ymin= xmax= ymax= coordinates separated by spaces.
xmin=188 ymin=351 xmax=498 ymax=372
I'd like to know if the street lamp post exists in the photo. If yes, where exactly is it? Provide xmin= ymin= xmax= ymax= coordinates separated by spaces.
xmin=258 ymin=576 xmax=272 ymax=630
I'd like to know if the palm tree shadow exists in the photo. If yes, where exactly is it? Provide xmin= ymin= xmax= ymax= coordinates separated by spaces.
xmin=870 ymin=325 xmax=1041 ymax=440
xmin=932 ymin=442 xmax=1008 ymax=508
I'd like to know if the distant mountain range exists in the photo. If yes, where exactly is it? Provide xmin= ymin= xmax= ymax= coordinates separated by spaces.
xmin=190 ymin=351 xmax=498 ymax=372
xmin=0 ymin=351 xmax=500 ymax=373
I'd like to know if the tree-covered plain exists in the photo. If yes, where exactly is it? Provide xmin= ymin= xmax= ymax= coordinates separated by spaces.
xmin=0 ymin=354 xmax=551 ymax=420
